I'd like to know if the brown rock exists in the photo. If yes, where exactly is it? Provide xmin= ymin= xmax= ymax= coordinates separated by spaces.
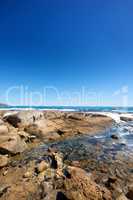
xmin=0 ymin=155 xmax=9 ymax=168
xmin=0 ymin=135 xmax=27 ymax=155
xmin=116 ymin=193 xmax=128 ymax=200
xmin=0 ymin=125 xmax=8 ymax=135
xmin=24 ymin=124 xmax=42 ymax=138
xmin=37 ymin=160 xmax=49 ymax=173
xmin=63 ymin=166 xmax=112 ymax=200
xmin=23 ymin=171 xmax=33 ymax=178
xmin=54 ymin=152 xmax=63 ymax=169
xmin=0 ymin=119 xmax=4 ymax=125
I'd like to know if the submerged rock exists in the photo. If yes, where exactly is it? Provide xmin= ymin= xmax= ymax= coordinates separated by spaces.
xmin=111 ymin=134 xmax=119 ymax=140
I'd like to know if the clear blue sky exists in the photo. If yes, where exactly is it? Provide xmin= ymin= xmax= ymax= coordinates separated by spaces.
xmin=0 ymin=0 xmax=133 ymax=106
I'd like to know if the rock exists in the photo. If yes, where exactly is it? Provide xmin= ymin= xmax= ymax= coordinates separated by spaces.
xmin=3 ymin=112 xmax=21 ymax=128
xmin=44 ymin=111 xmax=64 ymax=119
xmin=23 ymin=171 xmax=33 ymax=178
xmin=106 ymin=176 xmax=117 ymax=187
xmin=0 ymin=185 xmax=9 ymax=197
xmin=56 ymin=129 xmax=64 ymax=136
xmin=34 ymin=181 xmax=56 ymax=200
xmin=126 ymin=185 xmax=133 ymax=199
xmin=0 ymin=125 xmax=8 ymax=135
xmin=24 ymin=124 xmax=42 ymax=138
xmin=37 ymin=171 xmax=46 ymax=182
xmin=0 ymin=135 xmax=27 ymax=155
xmin=62 ymin=166 xmax=112 ymax=200
xmin=120 ymin=116 xmax=133 ymax=122
xmin=3 ymin=111 xmax=44 ymax=127
xmin=53 ymin=152 xmax=63 ymax=169
xmin=0 ymin=155 xmax=9 ymax=167
xmin=111 ymin=134 xmax=119 ymax=140
xmin=116 ymin=193 xmax=128 ymax=200
xmin=67 ymin=114 xmax=83 ymax=120
xmin=18 ymin=131 xmax=33 ymax=142
xmin=0 ymin=119 xmax=4 ymax=125
xmin=2 ymin=170 xmax=8 ymax=176
xmin=37 ymin=160 xmax=49 ymax=173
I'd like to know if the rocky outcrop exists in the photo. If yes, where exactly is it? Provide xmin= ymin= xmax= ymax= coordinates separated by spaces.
xmin=3 ymin=111 xmax=44 ymax=127
xmin=0 ymin=110 xmax=115 ymax=200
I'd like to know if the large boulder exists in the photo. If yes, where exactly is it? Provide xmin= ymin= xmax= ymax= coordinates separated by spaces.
xmin=3 ymin=111 xmax=44 ymax=128
xmin=3 ymin=112 xmax=21 ymax=128
xmin=0 ymin=135 xmax=27 ymax=155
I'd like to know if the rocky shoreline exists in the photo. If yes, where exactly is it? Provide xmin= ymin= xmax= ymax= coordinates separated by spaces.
xmin=0 ymin=110 xmax=133 ymax=200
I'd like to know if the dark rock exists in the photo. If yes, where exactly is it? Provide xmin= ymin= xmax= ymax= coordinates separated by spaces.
xmin=56 ymin=192 xmax=69 ymax=200
xmin=126 ymin=186 xmax=133 ymax=200
xmin=106 ymin=176 xmax=117 ymax=187
xmin=57 ymin=130 xmax=64 ymax=136
xmin=3 ymin=113 xmax=21 ymax=128
xmin=120 ymin=116 xmax=133 ymax=122
xmin=111 ymin=134 xmax=119 ymax=140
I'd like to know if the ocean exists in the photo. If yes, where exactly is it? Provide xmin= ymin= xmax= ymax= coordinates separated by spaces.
xmin=0 ymin=106 xmax=133 ymax=113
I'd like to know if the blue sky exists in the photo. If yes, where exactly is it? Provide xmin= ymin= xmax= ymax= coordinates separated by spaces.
xmin=0 ymin=0 xmax=133 ymax=106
